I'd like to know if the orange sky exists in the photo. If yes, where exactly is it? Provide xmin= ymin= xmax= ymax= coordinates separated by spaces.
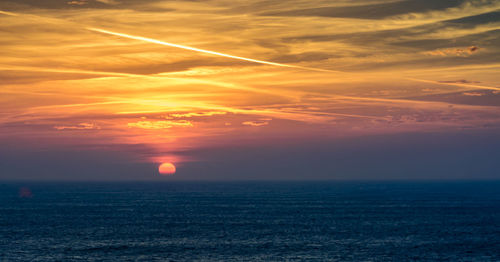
xmin=1 ymin=0 xmax=499 ymax=177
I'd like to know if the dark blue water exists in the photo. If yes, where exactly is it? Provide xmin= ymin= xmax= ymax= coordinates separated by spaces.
xmin=1 ymin=181 xmax=499 ymax=261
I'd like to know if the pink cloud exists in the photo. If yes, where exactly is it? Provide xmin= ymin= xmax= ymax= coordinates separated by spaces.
xmin=242 ymin=121 xmax=269 ymax=127
xmin=54 ymin=123 xmax=100 ymax=130
xmin=462 ymin=92 xmax=483 ymax=97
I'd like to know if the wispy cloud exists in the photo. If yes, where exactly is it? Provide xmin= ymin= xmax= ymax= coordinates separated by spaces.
xmin=169 ymin=111 xmax=227 ymax=118
xmin=54 ymin=123 xmax=100 ymax=130
xmin=424 ymin=46 xmax=480 ymax=56
xmin=87 ymin=28 xmax=336 ymax=73
xmin=438 ymin=79 xmax=481 ymax=84
xmin=95 ymin=0 xmax=120 ymax=5
xmin=242 ymin=120 xmax=269 ymax=127
xmin=67 ymin=0 xmax=88 ymax=6
xmin=128 ymin=120 xmax=193 ymax=129
xmin=462 ymin=92 xmax=484 ymax=96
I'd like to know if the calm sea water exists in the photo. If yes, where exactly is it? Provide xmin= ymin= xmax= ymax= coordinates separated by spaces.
xmin=0 ymin=181 xmax=499 ymax=261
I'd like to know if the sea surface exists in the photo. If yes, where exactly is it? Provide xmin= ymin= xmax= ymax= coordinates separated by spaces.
xmin=0 ymin=181 xmax=499 ymax=261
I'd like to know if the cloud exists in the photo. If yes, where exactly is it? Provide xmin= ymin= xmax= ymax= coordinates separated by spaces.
xmin=424 ymin=46 xmax=480 ymax=56
xmin=87 ymin=28 xmax=334 ymax=73
xmin=260 ymin=0 xmax=465 ymax=19
xmin=277 ymin=4 xmax=499 ymax=71
xmin=169 ymin=111 xmax=227 ymax=118
xmin=4 ymin=0 xmax=127 ymax=9
xmin=446 ymin=10 xmax=500 ymax=25
xmin=95 ymin=0 xmax=120 ymax=5
xmin=462 ymin=92 xmax=483 ymax=96
xmin=272 ymin=52 xmax=332 ymax=63
xmin=242 ymin=120 xmax=269 ymax=127
xmin=469 ymin=45 xmax=479 ymax=52
xmin=407 ymin=89 xmax=500 ymax=106
xmin=127 ymin=120 xmax=193 ymax=129
xmin=0 ymin=11 xmax=19 ymax=16
xmin=438 ymin=79 xmax=481 ymax=84
xmin=54 ymin=123 xmax=100 ymax=130
xmin=67 ymin=0 xmax=88 ymax=5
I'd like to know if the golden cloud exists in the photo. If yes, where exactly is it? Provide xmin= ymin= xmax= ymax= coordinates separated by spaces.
xmin=54 ymin=123 xmax=100 ymax=130
xmin=424 ymin=46 xmax=480 ymax=57
xmin=128 ymin=120 xmax=193 ymax=129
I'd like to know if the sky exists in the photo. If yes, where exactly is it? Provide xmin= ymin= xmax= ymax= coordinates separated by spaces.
xmin=0 ymin=0 xmax=499 ymax=180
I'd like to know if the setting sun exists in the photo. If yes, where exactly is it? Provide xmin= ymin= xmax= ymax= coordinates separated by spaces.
xmin=158 ymin=163 xmax=176 ymax=175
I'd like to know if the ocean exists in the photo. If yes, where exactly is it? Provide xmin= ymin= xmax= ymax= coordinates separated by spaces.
xmin=1 ymin=181 xmax=499 ymax=261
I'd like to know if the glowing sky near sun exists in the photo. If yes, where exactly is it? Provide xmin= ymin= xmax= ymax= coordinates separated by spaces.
xmin=0 ymin=0 xmax=499 ymax=179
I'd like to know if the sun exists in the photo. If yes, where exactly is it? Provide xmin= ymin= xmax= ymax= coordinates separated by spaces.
xmin=158 ymin=162 xmax=176 ymax=175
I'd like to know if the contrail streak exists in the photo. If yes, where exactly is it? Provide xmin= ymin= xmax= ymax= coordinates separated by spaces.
xmin=87 ymin=28 xmax=336 ymax=73
xmin=406 ymin=78 xmax=500 ymax=91
xmin=0 ymin=10 xmax=18 ymax=16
